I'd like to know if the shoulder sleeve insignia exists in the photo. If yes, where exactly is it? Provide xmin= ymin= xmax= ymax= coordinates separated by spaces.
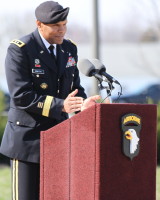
xmin=121 ymin=113 xmax=141 ymax=160
xmin=10 ymin=39 xmax=25 ymax=47
xmin=68 ymin=39 xmax=77 ymax=46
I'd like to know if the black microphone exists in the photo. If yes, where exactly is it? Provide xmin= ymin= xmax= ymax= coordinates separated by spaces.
xmin=77 ymin=59 xmax=104 ymax=82
xmin=90 ymin=59 xmax=120 ymax=84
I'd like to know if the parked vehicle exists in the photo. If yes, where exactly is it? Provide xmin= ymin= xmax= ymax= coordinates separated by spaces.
xmin=114 ymin=83 xmax=160 ymax=104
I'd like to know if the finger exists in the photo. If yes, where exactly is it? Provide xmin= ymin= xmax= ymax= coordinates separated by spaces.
xmin=68 ymin=105 xmax=82 ymax=113
xmin=65 ymin=98 xmax=83 ymax=109
xmin=89 ymin=95 xmax=101 ymax=101
xmin=83 ymin=95 xmax=100 ymax=104
xmin=67 ymin=98 xmax=84 ymax=106
xmin=105 ymin=98 xmax=111 ymax=104
xmin=70 ymin=107 xmax=81 ymax=112
xmin=68 ymin=89 xmax=78 ymax=97
xmin=64 ymin=99 xmax=83 ymax=111
xmin=70 ymin=102 xmax=83 ymax=108
xmin=70 ymin=102 xmax=83 ymax=109
xmin=73 ymin=107 xmax=81 ymax=112
xmin=69 ymin=96 xmax=83 ymax=102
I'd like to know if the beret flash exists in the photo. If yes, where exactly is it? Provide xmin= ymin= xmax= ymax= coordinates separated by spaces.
xmin=35 ymin=1 xmax=69 ymax=24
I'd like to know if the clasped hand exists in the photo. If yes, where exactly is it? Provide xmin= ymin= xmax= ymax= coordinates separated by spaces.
xmin=62 ymin=89 xmax=101 ymax=113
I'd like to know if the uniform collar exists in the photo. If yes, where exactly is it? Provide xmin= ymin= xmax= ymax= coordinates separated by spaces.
xmin=38 ymin=30 xmax=57 ymax=56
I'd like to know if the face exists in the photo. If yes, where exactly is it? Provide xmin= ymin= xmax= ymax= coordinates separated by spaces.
xmin=37 ymin=20 xmax=67 ymax=44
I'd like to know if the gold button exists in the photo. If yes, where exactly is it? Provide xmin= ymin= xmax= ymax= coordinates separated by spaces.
xmin=40 ymin=83 xmax=48 ymax=89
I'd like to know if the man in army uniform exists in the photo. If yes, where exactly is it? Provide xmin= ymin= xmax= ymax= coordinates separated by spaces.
xmin=0 ymin=1 xmax=100 ymax=199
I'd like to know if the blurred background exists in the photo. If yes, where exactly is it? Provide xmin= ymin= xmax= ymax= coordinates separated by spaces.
xmin=0 ymin=1 xmax=160 ymax=199
xmin=0 ymin=0 xmax=160 ymax=99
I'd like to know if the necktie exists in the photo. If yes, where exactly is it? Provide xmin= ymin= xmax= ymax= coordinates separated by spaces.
xmin=48 ymin=45 xmax=58 ymax=74
xmin=48 ymin=45 xmax=56 ymax=61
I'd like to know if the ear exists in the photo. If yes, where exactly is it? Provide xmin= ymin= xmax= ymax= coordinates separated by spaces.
xmin=36 ymin=20 xmax=41 ymax=28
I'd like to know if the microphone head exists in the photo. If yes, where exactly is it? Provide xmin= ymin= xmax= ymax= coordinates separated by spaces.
xmin=90 ymin=58 xmax=106 ymax=72
xmin=77 ymin=59 xmax=96 ymax=77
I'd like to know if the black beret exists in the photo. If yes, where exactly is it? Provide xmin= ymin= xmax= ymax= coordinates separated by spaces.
xmin=35 ymin=1 xmax=69 ymax=24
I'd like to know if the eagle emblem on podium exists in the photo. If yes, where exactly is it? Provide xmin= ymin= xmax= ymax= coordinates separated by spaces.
xmin=121 ymin=114 xmax=141 ymax=160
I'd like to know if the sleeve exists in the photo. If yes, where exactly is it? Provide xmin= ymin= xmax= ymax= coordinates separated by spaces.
xmin=5 ymin=42 xmax=64 ymax=120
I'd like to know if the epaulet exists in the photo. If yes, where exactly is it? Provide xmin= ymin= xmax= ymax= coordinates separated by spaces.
xmin=10 ymin=39 xmax=25 ymax=48
xmin=68 ymin=39 xmax=77 ymax=46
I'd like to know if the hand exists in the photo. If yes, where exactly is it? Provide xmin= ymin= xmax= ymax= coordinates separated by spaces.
xmin=81 ymin=95 xmax=101 ymax=111
xmin=104 ymin=97 xmax=111 ymax=104
xmin=62 ymin=89 xmax=83 ymax=113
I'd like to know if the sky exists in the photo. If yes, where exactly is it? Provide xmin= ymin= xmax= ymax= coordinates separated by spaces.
xmin=1 ymin=0 xmax=158 ymax=29
xmin=0 ymin=0 xmax=131 ymax=27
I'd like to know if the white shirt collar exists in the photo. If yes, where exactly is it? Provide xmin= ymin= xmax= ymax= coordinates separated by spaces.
xmin=38 ymin=31 xmax=57 ymax=55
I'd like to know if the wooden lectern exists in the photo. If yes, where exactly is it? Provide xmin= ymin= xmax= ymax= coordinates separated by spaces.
xmin=40 ymin=103 xmax=157 ymax=200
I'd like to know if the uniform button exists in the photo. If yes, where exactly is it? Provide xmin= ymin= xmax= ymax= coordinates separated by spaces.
xmin=16 ymin=121 xmax=20 ymax=125
xmin=36 ymin=75 xmax=39 ymax=77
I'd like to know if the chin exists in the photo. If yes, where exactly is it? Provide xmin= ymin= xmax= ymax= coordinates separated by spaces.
xmin=56 ymin=39 xmax=64 ymax=44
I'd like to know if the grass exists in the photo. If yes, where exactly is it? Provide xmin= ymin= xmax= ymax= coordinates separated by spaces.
xmin=0 ymin=166 xmax=11 ymax=200
xmin=157 ymin=166 xmax=160 ymax=200
xmin=0 ymin=166 xmax=160 ymax=200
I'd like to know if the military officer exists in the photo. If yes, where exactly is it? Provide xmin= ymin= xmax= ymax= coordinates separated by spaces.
xmin=0 ymin=1 xmax=100 ymax=199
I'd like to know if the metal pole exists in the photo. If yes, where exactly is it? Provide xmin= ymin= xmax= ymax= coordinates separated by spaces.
xmin=92 ymin=0 xmax=100 ymax=59
xmin=91 ymin=0 xmax=100 ymax=95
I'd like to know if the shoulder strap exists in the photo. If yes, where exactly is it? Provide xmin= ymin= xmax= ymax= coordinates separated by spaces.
xmin=10 ymin=39 xmax=25 ymax=47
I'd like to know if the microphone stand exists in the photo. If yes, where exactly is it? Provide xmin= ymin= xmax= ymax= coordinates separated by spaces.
xmin=96 ymin=76 xmax=123 ymax=103
xmin=96 ymin=78 xmax=114 ymax=102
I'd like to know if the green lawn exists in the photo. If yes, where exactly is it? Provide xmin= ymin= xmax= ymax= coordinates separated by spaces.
xmin=0 ymin=166 xmax=11 ymax=200
xmin=157 ymin=166 xmax=160 ymax=200
xmin=0 ymin=166 xmax=160 ymax=200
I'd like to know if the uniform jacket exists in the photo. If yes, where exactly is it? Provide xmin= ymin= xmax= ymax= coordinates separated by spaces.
xmin=0 ymin=29 xmax=87 ymax=163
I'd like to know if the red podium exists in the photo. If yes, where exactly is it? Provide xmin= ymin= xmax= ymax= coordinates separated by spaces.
xmin=40 ymin=103 xmax=157 ymax=200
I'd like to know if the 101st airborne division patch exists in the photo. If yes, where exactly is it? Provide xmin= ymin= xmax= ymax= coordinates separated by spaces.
xmin=121 ymin=113 xmax=141 ymax=160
